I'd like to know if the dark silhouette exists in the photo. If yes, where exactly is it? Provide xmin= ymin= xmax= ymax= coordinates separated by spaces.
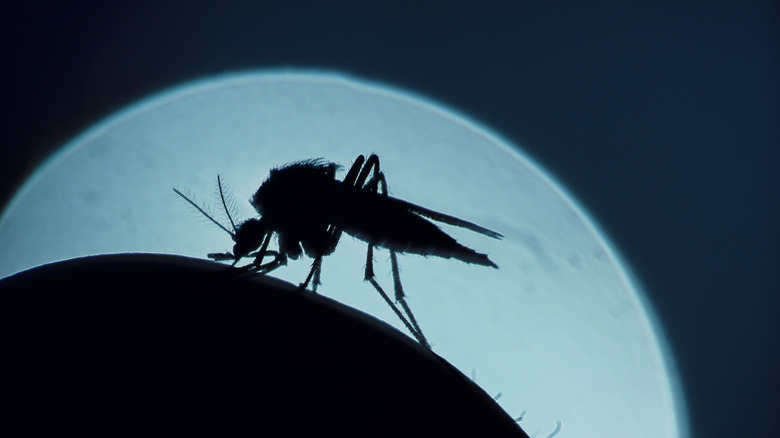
xmin=175 ymin=154 xmax=502 ymax=348
xmin=0 ymin=254 xmax=529 ymax=437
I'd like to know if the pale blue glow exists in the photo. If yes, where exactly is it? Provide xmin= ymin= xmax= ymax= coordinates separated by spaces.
xmin=0 ymin=70 xmax=688 ymax=438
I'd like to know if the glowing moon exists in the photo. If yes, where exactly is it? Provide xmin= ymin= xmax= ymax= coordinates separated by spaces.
xmin=0 ymin=71 xmax=687 ymax=437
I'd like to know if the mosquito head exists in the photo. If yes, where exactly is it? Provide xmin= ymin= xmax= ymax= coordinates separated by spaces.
xmin=232 ymin=217 xmax=268 ymax=260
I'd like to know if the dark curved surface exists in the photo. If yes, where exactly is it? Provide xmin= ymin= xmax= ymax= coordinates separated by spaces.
xmin=0 ymin=254 xmax=528 ymax=437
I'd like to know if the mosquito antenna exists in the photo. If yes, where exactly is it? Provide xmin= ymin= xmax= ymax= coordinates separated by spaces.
xmin=173 ymin=187 xmax=234 ymax=236
xmin=216 ymin=175 xmax=238 ymax=234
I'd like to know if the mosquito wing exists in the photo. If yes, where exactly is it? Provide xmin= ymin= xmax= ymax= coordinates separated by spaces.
xmin=389 ymin=197 xmax=504 ymax=240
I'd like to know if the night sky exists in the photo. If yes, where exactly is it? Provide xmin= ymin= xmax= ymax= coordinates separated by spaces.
xmin=5 ymin=2 xmax=777 ymax=437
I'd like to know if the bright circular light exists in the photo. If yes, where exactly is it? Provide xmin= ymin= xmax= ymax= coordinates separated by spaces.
xmin=0 ymin=70 xmax=687 ymax=437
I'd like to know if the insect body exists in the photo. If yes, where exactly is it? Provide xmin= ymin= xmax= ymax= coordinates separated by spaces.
xmin=175 ymin=154 xmax=503 ymax=348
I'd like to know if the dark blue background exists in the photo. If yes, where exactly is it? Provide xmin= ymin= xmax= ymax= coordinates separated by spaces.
xmin=5 ymin=2 xmax=777 ymax=436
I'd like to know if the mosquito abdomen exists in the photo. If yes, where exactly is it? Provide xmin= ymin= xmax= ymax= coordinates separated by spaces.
xmin=336 ymin=193 xmax=499 ymax=268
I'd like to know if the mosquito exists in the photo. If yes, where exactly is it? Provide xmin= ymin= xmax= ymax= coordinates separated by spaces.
xmin=174 ymin=154 xmax=503 ymax=348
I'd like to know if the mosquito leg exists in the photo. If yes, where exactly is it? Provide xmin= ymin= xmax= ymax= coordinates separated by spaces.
xmin=390 ymin=251 xmax=427 ymax=347
xmin=364 ymin=243 xmax=429 ymax=347
xmin=296 ymin=160 xmax=348 ymax=294
xmin=312 ymin=257 xmax=322 ymax=292
xmin=300 ymin=256 xmax=322 ymax=293
xmin=365 ymin=243 xmax=375 ymax=280
xmin=317 ymin=155 xmax=361 ymax=260
xmin=354 ymin=156 xmax=430 ymax=347
xmin=301 ymin=160 xmax=354 ymax=292
xmin=364 ymin=157 xmax=429 ymax=347
xmin=251 ymin=232 xmax=273 ymax=268
xmin=367 ymin=277 xmax=429 ymax=347
xmin=343 ymin=154 xmax=365 ymax=186
xmin=247 ymin=251 xmax=287 ymax=275
xmin=354 ymin=154 xmax=380 ymax=188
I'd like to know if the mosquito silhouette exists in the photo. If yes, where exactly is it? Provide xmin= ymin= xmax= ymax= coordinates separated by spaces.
xmin=174 ymin=154 xmax=503 ymax=348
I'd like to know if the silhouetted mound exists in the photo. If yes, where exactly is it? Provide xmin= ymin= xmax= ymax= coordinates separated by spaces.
xmin=0 ymin=254 xmax=527 ymax=437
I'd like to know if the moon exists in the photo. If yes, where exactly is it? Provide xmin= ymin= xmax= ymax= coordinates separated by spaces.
xmin=0 ymin=70 xmax=687 ymax=437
